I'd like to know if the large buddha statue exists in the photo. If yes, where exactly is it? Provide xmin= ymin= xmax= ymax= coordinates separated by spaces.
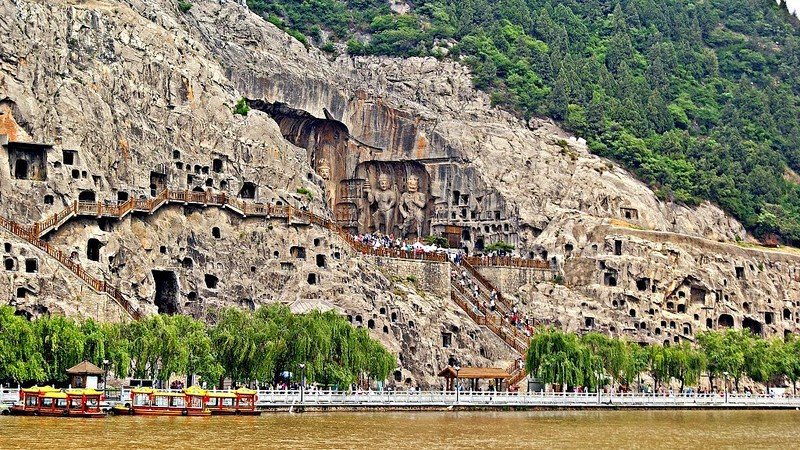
xmin=365 ymin=173 xmax=397 ymax=234
xmin=317 ymin=159 xmax=336 ymax=208
xmin=399 ymin=174 xmax=426 ymax=238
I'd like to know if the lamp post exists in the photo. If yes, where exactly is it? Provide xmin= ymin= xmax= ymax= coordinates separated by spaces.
xmin=596 ymin=371 xmax=602 ymax=405
xmin=454 ymin=365 xmax=461 ymax=406
xmin=299 ymin=363 xmax=306 ymax=405
xmin=723 ymin=371 xmax=729 ymax=404
xmin=102 ymin=359 xmax=110 ymax=398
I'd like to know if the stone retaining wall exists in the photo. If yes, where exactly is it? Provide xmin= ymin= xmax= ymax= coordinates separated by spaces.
xmin=476 ymin=266 xmax=556 ymax=295
xmin=369 ymin=257 xmax=450 ymax=298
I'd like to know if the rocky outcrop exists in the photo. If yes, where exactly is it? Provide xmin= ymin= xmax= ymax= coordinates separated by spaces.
xmin=1 ymin=0 xmax=799 ymax=389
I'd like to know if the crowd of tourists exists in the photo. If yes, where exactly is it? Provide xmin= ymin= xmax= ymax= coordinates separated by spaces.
xmin=352 ymin=233 xmax=448 ymax=255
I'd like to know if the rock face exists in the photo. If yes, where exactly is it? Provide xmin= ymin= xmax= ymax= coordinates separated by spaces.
xmin=1 ymin=0 xmax=799 ymax=387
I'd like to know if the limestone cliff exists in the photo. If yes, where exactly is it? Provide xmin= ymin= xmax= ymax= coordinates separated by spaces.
xmin=1 ymin=0 xmax=799 ymax=388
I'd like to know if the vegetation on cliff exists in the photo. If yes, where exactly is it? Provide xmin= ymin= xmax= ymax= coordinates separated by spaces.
xmin=249 ymin=0 xmax=800 ymax=243
xmin=526 ymin=328 xmax=800 ymax=392
xmin=0 ymin=305 xmax=395 ymax=387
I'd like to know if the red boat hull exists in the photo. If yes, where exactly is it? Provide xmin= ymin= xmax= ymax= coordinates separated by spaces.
xmin=209 ymin=409 xmax=261 ymax=416
xmin=10 ymin=406 xmax=106 ymax=418
xmin=115 ymin=406 xmax=211 ymax=417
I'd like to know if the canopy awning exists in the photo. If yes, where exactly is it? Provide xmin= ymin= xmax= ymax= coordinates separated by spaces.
xmin=66 ymin=388 xmax=103 ymax=396
xmin=184 ymin=386 xmax=208 ymax=397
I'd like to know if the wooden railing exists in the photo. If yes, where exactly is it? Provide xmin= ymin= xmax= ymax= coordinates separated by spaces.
xmin=18 ymin=187 xmax=538 ymax=385
xmin=507 ymin=367 xmax=528 ymax=386
xmin=461 ymin=258 xmax=515 ymax=314
xmin=450 ymin=283 xmax=486 ymax=325
xmin=451 ymin=264 xmax=529 ymax=354
xmin=0 ymin=215 xmax=142 ymax=320
xmin=465 ymin=255 xmax=550 ymax=270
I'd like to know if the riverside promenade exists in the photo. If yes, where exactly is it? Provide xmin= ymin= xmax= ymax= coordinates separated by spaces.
xmin=4 ymin=388 xmax=800 ymax=411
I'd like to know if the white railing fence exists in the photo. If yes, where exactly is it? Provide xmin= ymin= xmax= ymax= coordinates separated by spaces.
xmin=5 ymin=386 xmax=800 ymax=409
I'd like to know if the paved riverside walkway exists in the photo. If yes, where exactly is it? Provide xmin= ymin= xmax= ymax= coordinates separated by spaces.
xmin=249 ymin=390 xmax=800 ymax=410
xmin=5 ymin=388 xmax=797 ymax=411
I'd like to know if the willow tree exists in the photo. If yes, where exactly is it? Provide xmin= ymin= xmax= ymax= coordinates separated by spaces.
xmin=526 ymin=328 xmax=598 ymax=390
xmin=777 ymin=337 xmax=800 ymax=395
xmin=648 ymin=345 xmax=672 ymax=390
xmin=101 ymin=321 xmax=131 ymax=379
xmin=580 ymin=332 xmax=630 ymax=387
xmin=0 ymin=307 xmax=44 ymax=383
xmin=33 ymin=315 xmax=86 ymax=383
xmin=211 ymin=307 xmax=277 ymax=386
xmin=666 ymin=343 xmax=706 ymax=391
xmin=81 ymin=319 xmax=106 ymax=366
xmin=623 ymin=342 xmax=650 ymax=390
xmin=171 ymin=314 xmax=223 ymax=385
xmin=123 ymin=315 xmax=187 ymax=381
xmin=698 ymin=329 xmax=748 ymax=391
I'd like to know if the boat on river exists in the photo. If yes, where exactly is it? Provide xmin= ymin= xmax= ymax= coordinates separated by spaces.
xmin=113 ymin=386 xmax=211 ymax=416
xmin=11 ymin=386 xmax=106 ymax=418
xmin=207 ymin=387 xmax=260 ymax=416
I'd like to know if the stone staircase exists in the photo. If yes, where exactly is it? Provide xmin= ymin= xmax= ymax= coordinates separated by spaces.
xmin=450 ymin=259 xmax=530 ymax=386
xmin=6 ymin=187 xmax=536 ymax=385
xmin=0 ymin=215 xmax=142 ymax=320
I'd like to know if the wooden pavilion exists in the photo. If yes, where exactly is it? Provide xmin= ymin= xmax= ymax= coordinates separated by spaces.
xmin=66 ymin=361 xmax=105 ymax=389
xmin=438 ymin=366 xmax=511 ymax=392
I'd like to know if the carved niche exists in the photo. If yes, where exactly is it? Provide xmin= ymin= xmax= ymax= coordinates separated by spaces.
xmin=338 ymin=161 xmax=432 ymax=238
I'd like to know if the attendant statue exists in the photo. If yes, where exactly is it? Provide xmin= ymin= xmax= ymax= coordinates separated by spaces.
xmin=365 ymin=173 xmax=396 ymax=234
xmin=399 ymin=174 xmax=426 ymax=237
xmin=317 ymin=159 xmax=336 ymax=208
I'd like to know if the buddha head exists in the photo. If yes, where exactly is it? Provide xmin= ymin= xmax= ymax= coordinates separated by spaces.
xmin=407 ymin=175 xmax=419 ymax=193
xmin=377 ymin=173 xmax=391 ymax=191
xmin=318 ymin=159 xmax=331 ymax=180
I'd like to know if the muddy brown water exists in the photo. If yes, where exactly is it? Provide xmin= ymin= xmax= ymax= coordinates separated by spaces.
xmin=1 ymin=410 xmax=798 ymax=449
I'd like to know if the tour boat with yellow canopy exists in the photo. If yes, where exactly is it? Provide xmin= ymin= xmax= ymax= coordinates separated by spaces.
xmin=113 ymin=386 xmax=211 ymax=416
xmin=206 ymin=387 xmax=260 ymax=415
xmin=11 ymin=386 xmax=106 ymax=417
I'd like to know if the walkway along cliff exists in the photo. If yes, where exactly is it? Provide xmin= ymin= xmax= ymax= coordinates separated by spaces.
xmin=1 ymin=187 xmax=550 ymax=385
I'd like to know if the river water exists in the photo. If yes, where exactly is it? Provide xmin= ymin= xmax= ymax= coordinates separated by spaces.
xmin=1 ymin=410 xmax=798 ymax=449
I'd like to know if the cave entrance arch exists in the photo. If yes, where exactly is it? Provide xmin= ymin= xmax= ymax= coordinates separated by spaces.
xmin=87 ymin=238 xmax=102 ymax=262
xmin=238 ymin=182 xmax=256 ymax=199
xmin=152 ymin=270 xmax=179 ymax=315
xmin=79 ymin=190 xmax=96 ymax=202
xmin=742 ymin=317 xmax=762 ymax=336
xmin=718 ymin=314 xmax=734 ymax=328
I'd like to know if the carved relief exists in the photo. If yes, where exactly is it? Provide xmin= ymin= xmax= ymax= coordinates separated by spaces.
xmin=354 ymin=161 xmax=432 ymax=237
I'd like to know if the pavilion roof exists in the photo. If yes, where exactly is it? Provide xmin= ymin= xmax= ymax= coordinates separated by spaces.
xmin=66 ymin=360 xmax=104 ymax=375
xmin=437 ymin=366 xmax=510 ymax=379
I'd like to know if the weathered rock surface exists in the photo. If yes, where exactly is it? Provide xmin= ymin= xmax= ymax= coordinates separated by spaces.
xmin=1 ymin=0 xmax=799 ymax=389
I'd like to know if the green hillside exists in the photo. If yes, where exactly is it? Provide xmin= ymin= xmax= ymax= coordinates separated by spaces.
xmin=247 ymin=0 xmax=800 ymax=244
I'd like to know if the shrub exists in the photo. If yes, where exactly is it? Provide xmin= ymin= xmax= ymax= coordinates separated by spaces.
xmin=233 ymin=97 xmax=250 ymax=116
xmin=177 ymin=0 xmax=192 ymax=13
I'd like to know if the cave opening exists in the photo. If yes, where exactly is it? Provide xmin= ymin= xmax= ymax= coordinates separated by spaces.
xmin=743 ymin=317 xmax=762 ymax=335
xmin=14 ymin=159 xmax=28 ymax=179
xmin=78 ymin=190 xmax=96 ymax=202
xmin=238 ymin=182 xmax=256 ymax=199
xmin=152 ymin=270 xmax=179 ymax=315
xmin=204 ymin=274 xmax=219 ymax=289
xmin=718 ymin=314 xmax=734 ymax=328
xmin=87 ymin=238 xmax=102 ymax=262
